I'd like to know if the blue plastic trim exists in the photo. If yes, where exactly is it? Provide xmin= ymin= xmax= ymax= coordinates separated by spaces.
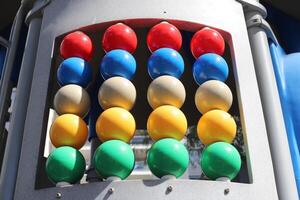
xmin=269 ymin=41 xmax=300 ymax=197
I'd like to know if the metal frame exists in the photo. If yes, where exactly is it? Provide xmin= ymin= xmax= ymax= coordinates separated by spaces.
xmin=244 ymin=3 xmax=299 ymax=199
xmin=11 ymin=0 xmax=279 ymax=199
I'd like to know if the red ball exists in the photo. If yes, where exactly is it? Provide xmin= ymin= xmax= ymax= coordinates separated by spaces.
xmin=102 ymin=23 xmax=137 ymax=53
xmin=60 ymin=31 xmax=93 ymax=61
xmin=190 ymin=27 xmax=225 ymax=58
xmin=147 ymin=22 xmax=182 ymax=52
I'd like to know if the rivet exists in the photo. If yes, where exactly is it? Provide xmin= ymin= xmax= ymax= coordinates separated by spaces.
xmin=108 ymin=187 xmax=115 ymax=194
xmin=166 ymin=185 xmax=173 ymax=193
xmin=224 ymin=188 xmax=230 ymax=195
xmin=56 ymin=192 xmax=62 ymax=199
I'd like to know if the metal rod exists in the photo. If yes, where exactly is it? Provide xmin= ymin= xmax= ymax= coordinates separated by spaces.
xmin=246 ymin=11 xmax=299 ymax=200
xmin=0 ymin=15 xmax=42 ymax=200
xmin=0 ymin=5 xmax=25 ymax=136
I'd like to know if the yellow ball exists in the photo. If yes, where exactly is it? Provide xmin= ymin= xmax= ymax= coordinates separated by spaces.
xmin=98 ymin=77 xmax=136 ymax=110
xmin=147 ymin=105 xmax=187 ymax=141
xmin=96 ymin=107 xmax=136 ymax=143
xmin=197 ymin=110 xmax=236 ymax=145
xmin=54 ymin=84 xmax=91 ymax=118
xmin=147 ymin=75 xmax=186 ymax=109
xmin=50 ymin=114 xmax=88 ymax=149
xmin=195 ymin=80 xmax=232 ymax=114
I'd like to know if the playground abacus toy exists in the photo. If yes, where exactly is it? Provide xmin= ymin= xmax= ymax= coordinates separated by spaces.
xmin=145 ymin=22 xmax=189 ymax=178
xmin=190 ymin=27 xmax=241 ymax=181
xmin=93 ymin=23 xmax=137 ymax=180
xmin=7 ymin=1 xmax=293 ymax=199
xmin=45 ymin=31 xmax=93 ymax=184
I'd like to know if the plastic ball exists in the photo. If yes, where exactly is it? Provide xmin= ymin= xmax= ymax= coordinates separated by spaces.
xmin=46 ymin=146 xmax=86 ymax=184
xmin=93 ymin=140 xmax=135 ymax=179
xmin=60 ymin=31 xmax=93 ymax=61
xmin=200 ymin=142 xmax=241 ymax=180
xmin=102 ymin=23 xmax=137 ymax=53
xmin=147 ymin=138 xmax=189 ymax=178
xmin=54 ymin=84 xmax=91 ymax=117
xmin=197 ymin=109 xmax=236 ymax=145
xmin=147 ymin=105 xmax=187 ymax=141
xmin=57 ymin=57 xmax=92 ymax=88
xmin=98 ymin=77 xmax=136 ymax=110
xmin=193 ymin=53 xmax=228 ymax=85
xmin=147 ymin=75 xmax=185 ymax=109
xmin=100 ymin=49 xmax=136 ymax=80
xmin=147 ymin=21 xmax=182 ymax=52
xmin=195 ymin=80 xmax=232 ymax=114
xmin=148 ymin=48 xmax=184 ymax=79
xmin=50 ymin=114 xmax=88 ymax=149
xmin=190 ymin=27 xmax=225 ymax=58
xmin=96 ymin=107 xmax=136 ymax=143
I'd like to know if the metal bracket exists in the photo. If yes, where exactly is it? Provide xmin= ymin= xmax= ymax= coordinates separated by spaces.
xmin=246 ymin=15 xmax=279 ymax=45
xmin=0 ymin=37 xmax=10 ymax=48
xmin=236 ymin=0 xmax=267 ymax=18
xmin=25 ymin=0 xmax=51 ymax=25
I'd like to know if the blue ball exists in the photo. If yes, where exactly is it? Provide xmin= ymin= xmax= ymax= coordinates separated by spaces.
xmin=100 ymin=49 xmax=136 ymax=80
xmin=57 ymin=57 xmax=92 ymax=88
xmin=148 ymin=48 xmax=184 ymax=79
xmin=193 ymin=53 xmax=228 ymax=85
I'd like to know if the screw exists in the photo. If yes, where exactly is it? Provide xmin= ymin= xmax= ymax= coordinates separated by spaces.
xmin=108 ymin=188 xmax=115 ymax=194
xmin=166 ymin=185 xmax=173 ymax=193
xmin=163 ymin=11 xmax=167 ymax=14
xmin=56 ymin=192 xmax=62 ymax=199
xmin=224 ymin=188 xmax=230 ymax=195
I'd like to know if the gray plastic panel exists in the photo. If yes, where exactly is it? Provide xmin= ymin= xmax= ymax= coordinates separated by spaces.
xmin=14 ymin=0 xmax=278 ymax=199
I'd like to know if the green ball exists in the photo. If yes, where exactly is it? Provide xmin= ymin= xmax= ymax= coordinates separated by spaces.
xmin=200 ymin=142 xmax=241 ymax=180
xmin=147 ymin=138 xmax=189 ymax=178
xmin=46 ymin=146 xmax=86 ymax=184
xmin=93 ymin=140 xmax=135 ymax=180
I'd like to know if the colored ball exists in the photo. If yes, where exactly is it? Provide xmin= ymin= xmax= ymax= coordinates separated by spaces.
xmin=147 ymin=75 xmax=186 ymax=109
xmin=57 ymin=57 xmax=92 ymax=88
xmin=60 ymin=31 xmax=93 ymax=61
xmin=197 ymin=109 xmax=236 ymax=145
xmin=93 ymin=140 xmax=135 ymax=179
xmin=147 ymin=138 xmax=189 ymax=178
xmin=147 ymin=105 xmax=187 ymax=141
xmin=50 ymin=114 xmax=88 ymax=149
xmin=54 ymin=84 xmax=91 ymax=118
xmin=46 ymin=146 xmax=86 ymax=184
xmin=102 ymin=23 xmax=137 ymax=53
xmin=96 ymin=107 xmax=136 ymax=143
xmin=200 ymin=142 xmax=241 ymax=180
xmin=98 ymin=77 xmax=136 ymax=110
xmin=190 ymin=27 xmax=225 ymax=58
xmin=193 ymin=53 xmax=228 ymax=85
xmin=148 ymin=48 xmax=184 ymax=79
xmin=195 ymin=80 xmax=232 ymax=114
xmin=147 ymin=21 xmax=182 ymax=52
xmin=100 ymin=49 xmax=136 ymax=80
